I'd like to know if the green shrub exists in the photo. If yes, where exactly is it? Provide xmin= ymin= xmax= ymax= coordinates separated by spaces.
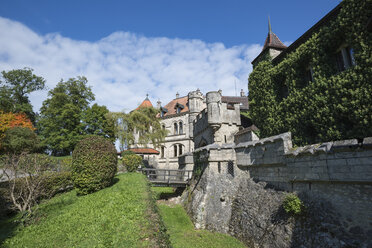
xmin=283 ymin=193 xmax=304 ymax=216
xmin=122 ymin=154 xmax=142 ymax=172
xmin=42 ymin=171 xmax=73 ymax=198
xmin=72 ymin=136 xmax=117 ymax=195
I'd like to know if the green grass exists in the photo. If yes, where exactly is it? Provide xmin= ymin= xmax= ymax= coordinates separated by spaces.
xmin=154 ymin=187 xmax=247 ymax=248
xmin=1 ymin=173 xmax=167 ymax=248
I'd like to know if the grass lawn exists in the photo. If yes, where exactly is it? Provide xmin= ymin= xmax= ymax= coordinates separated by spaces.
xmin=1 ymin=173 xmax=168 ymax=248
xmin=154 ymin=187 xmax=247 ymax=248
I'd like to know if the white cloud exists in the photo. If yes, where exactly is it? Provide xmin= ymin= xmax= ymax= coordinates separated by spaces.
xmin=0 ymin=16 xmax=262 ymax=113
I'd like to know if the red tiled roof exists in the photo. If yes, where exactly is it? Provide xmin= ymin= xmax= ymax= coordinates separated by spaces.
xmin=221 ymin=96 xmax=249 ymax=110
xmin=263 ymin=32 xmax=287 ymax=51
xmin=122 ymin=148 xmax=160 ymax=155
xmin=160 ymin=96 xmax=189 ymax=117
xmin=136 ymin=97 xmax=153 ymax=110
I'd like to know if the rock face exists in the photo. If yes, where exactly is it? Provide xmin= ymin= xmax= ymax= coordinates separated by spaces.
xmin=229 ymin=179 xmax=363 ymax=248
xmin=184 ymin=173 xmax=369 ymax=248
xmin=182 ymin=132 xmax=372 ymax=247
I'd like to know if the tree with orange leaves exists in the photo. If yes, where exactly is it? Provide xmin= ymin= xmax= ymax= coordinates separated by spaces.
xmin=0 ymin=111 xmax=35 ymax=150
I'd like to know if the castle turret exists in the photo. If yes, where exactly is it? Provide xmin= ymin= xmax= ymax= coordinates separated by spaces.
xmin=251 ymin=17 xmax=287 ymax=68
xmin=206 ymin=91 xmax=222 ymax=131
xmin=188 ymin=89 xmax=204 ymax=138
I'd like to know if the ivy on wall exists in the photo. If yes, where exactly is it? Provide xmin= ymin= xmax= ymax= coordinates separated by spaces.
xmin=248 ymin=0 xmax=372 ymax=145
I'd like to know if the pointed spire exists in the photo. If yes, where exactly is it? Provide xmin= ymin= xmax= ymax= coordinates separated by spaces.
xmin=262 ymin=16 xmax=287 ymax=51
xmin=136 ymin=94 xmax=153 ymax=110
xmin=268 ymin=16 xmax=272 ymax=34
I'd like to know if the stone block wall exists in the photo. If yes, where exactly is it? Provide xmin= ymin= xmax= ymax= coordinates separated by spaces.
xmin=184 ymin=132 xmax=372 ymax=247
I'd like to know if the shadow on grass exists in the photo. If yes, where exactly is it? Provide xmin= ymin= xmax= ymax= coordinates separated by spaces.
xmin=0 ymin=211 xmax=20 ymax=246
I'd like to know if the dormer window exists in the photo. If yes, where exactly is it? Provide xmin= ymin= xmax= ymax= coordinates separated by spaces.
xmin=160 ymin=107 xmax=168 ymax=117
xmin=175 ymin=103 xmax=184 ymax=114
xmin=335 ymin=46 xmax=356 ymax=72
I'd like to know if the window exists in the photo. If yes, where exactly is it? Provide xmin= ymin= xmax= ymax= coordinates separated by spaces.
xmin=179 ymin=144 xmax=183 ymax=155
xmin=179 ymin=122 xmax=183 ymax=134
xmin=176 ymin=107 xmax=181 ymax=114
xmin=227 ymin=161 xmax=234 ymax=177
xmin=160 ymin=112 xmax=164 ymax=117
xmin=174 ymin=123 xmax=178 ymax=135
xmin=335 ymin=46 xmax=356 ymax=72
xmin=305 ymin=66 xmax=314 ymax=82
xmin=173 ymin=145 xmax=177 ymax=157
xmin=160 ymin=146 xmax=165 ymax=158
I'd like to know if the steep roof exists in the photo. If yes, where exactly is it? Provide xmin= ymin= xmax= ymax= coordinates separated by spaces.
xmin=262 ymin=32 xmax=287 ymax=51
xmin=160 ymin=96 xmax=189 ymax=117
xmin=221 ymin=96 xmax=249 ymax=110
xmin=136 ymin=95 xmax=153 ymax=110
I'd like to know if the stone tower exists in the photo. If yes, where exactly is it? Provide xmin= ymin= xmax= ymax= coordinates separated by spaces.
xmin=206 ymin=91 xmax=222 ymax=132
xmin=188 ymin=89 xmax=204 ymax=138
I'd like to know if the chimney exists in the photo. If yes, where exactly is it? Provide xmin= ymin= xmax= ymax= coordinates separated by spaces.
xmin=240 ymin=89 xmax=245 ymax=97
xmin=156 ymin=100 xmax=161 ymax=109
xmin=176 ymin=92 xmax=180 ymax=99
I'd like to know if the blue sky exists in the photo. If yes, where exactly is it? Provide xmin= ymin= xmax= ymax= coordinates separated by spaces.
xmin=0 ymin=0 xmax=340 ymax=112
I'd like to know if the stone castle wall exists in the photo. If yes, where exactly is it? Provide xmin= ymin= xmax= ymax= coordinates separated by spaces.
xmin=183 ymin=132 xmax=372 ymax=247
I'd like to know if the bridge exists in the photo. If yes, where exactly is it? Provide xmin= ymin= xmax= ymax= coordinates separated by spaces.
xmin=140 ymin=168 xmax=193 ymax=187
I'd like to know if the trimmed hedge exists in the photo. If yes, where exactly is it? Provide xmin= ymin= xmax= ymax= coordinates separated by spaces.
xmin=72 ymin=136 xmax=117 ymax=195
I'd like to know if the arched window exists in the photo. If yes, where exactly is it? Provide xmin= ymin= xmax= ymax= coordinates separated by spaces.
xmin=173 ymin=145 xmax=177 ymax=157
xmin=178 ymin=144 xmax=183 ymax=155
xmin=174 ymin=123 xmax=178 ymax=135
xmin=179 ymin=122 xmax=183 ymax=134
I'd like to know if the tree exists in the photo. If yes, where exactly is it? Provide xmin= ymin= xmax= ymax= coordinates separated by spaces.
xmin=2 ymin=127 xmax=40 ymax=154
xmin=37 ymin=76 xmax=95 ymax=156
xmin=2 ymin=153 xmax=52 ymax=213
xmin=0 ymin=68 xmax=46 ymax=123
xmin=0 ymin=111 xmax=35 ymax=152
xmin=110 ymin=107 xmax=167 ymax=151
xmin=81 ymin=103 xmax=115 ymax=143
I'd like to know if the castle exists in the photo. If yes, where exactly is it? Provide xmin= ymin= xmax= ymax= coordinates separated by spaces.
xmin=130 ymin=89 xmax=250 ymax=170
xmin=127 ymin=1 xmax=372 ymax=246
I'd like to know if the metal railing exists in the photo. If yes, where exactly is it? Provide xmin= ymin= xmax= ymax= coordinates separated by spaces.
xmin=140 ymin=168 xmax=193 ymax=187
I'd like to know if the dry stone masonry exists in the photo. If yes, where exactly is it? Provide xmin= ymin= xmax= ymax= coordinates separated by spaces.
xmin=182 ymin=131 xmax=372 ymax=247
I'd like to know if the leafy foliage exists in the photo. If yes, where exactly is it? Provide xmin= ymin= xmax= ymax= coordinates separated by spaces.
xmin=0 ymin=68 xmax=45 ymax=123
xmin=122 ymin=153 xmax=143 ymax=172
xmin=283 ymin=193 xmax=304 ymax=216
xmin=2 ymin=127 xmax=40 ymax=154
xmin=0 ymin=112 xmax=35 ymax=152
xmin=81 ymin=103 xmax=116 ymax=143
xmin=71 ymin=136 xmax=117 ymax=195
xmin=110 ymin=107 xmax=167 ymax=151
xmin=37 ymin=76 xmax=95 ymax=156
xmin=248 ymin=0 xmax=372 ymax=145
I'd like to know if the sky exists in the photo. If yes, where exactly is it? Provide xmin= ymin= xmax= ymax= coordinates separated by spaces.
xmin=0 ymin=0 xmax=341 ymax=113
